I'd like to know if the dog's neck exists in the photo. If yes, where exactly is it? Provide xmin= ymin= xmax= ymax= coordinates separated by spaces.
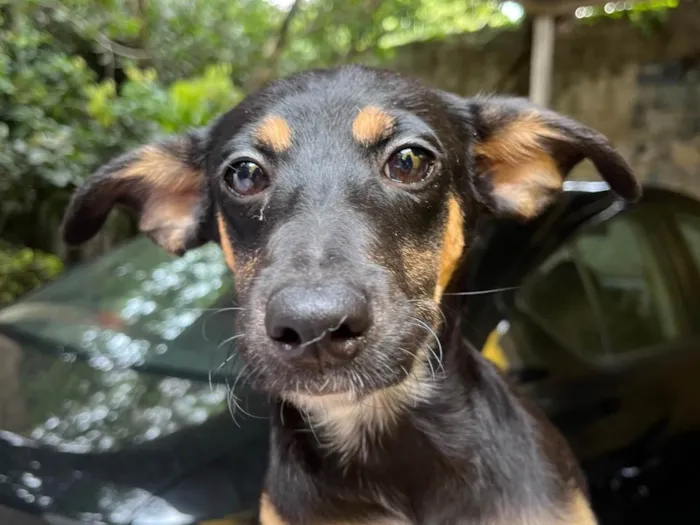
xmin=286 ymin=343 xmax=440 ymax=464
xmin=270 ymin=321 xmax=586 ymax=524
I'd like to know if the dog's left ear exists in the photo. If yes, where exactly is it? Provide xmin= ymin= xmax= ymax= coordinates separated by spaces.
xmin=61 ymin=130 xmax=212 ymax=255
xmin=455 ymin=95 xmax=640 ymax=219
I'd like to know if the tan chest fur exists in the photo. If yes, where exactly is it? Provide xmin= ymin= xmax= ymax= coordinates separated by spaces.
xmin=258 ymin=490 xmax=598 ymax=525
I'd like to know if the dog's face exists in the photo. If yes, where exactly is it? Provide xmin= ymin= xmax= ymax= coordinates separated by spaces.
xmin=62 ymin=66 xmax=639 ymax=403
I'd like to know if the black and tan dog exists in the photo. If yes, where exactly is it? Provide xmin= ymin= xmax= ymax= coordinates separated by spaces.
xmin=61 ymin=65 xmax=639 ymax=525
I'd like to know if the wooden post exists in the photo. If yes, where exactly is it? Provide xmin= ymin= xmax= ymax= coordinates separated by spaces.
xmin=529 ymin=14 xmax=555 ymax=107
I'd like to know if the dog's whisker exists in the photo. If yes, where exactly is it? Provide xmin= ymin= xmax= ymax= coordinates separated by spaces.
xmin=178 ymin=306 xmax=246 ymax=311
xmin=217 ymin=333 xmax=244 ymax=349
xmin=225 ymin=387 xmax=241 ymax=428
xmin=297 ymin=315 xmax=348 ymax=349
xmin=229 ymin=364 xmax=262 ymax=420
xmin=279 ymin=398 xmax=286 ymax=427
xmin=214 ymin=350 xmax=240 ymax=373
xmin=406 ymin=317 xmax=444 ymax=368
xmin=209 ymin=330 xmax=237 ymax=390
xmin=302 ymin=411 xmax=322 ymax=445
xmin=403 ymin=298 xmax=447 ymax=329
xmin=424 ymin=342 xmax=445 ymax=377
xmin=443 ymin=286 xmax=519 ymax=296
xmin=223 ymin=351 xmax=238 ymax=426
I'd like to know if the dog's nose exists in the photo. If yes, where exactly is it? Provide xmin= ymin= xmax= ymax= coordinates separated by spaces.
xmin=265 ymin=282 xmax=371 ymax=367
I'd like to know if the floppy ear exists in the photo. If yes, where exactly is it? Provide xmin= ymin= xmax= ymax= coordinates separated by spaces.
xmin=464 ymin=96 xmax=640 ymax=219
xmin=61 ymin=131 xmax=212 ymax=255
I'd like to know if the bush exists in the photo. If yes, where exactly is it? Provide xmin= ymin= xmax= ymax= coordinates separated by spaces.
xmin=86 ymin=64 xmax=243 ymax=134
xmin=0 ymin=243 xmax=63 ymax=305
xmin=0 ymin=6 xmax=242 ymax=254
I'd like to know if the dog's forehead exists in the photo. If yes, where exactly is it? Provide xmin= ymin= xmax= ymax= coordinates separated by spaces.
xmin=254 ymin=83 xmax=417 ymax=147
xmin=213 ymin=67 xmax=440 ymax=154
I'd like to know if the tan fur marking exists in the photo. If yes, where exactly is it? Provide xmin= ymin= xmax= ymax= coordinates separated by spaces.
xmin=117 ymin=143 xmax=203 ymax=254
xmin=434 ymin=196 xmax=465 ymax=301
xmin=400 ymin=243 xmax=435 ymax=292
xmin=139 ymin=195 xmax=200 ymax=254
xmin=352 ymin=106 xmax=394 ymax=145
xmin=565 ymin=490 xmax=598 ymax=525
xmin=259 ymin=493 xmax=289 ymax=525
xmin=255 ymin=115 xmax=292 ymax=153
xmin=260 ymin=493 xmax=407 ymax=525
xmin=473 ymin=113 xmax=567 ymax=166
xmin=485 ymin=489 xmax=597 ymax=525
xmin=474 ymin=114 xmax=569 ymax=218
xmin=217 ymin=213 xmax=236 ymax=272
xmin=489 ymin=152 xmax=563 ymax=218
xmin=121 ymin=144 xmax=200 ymax=191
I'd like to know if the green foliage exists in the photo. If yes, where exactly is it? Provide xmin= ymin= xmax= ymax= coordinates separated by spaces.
xmin=86 ymin=65 xmax=243 ymax=134
xmin=0 ymin=2 xmax=245 ymax=253
xmin=0 ymin=6 xmax=146 ymax=251
xmin=0 ymin=243 xmax=63 ymax=305
xmin=0 ymin=14 xmax=107 ymax=192
xmin=579 ymin=0 xmax=680 ymax=33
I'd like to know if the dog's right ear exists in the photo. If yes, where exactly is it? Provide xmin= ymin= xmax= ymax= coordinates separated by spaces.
xmin=61 ymin=131 xmax=212 ymax=255
xmin=440 ymin=92 xmax=640 ymax=220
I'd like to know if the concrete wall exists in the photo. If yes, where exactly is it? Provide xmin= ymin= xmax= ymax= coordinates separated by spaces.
xmin=383 ymin=1 xmax=700 ymax=196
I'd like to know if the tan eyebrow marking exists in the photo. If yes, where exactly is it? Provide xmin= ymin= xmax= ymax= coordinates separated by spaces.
xmin=254 ymin=115 xmax=292 ymax=153
xmin=352 ymin=105 xmax=395 ymax=145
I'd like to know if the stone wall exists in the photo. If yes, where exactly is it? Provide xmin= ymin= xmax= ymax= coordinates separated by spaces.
xmin=383 ymin=1 xmax=700 ymax=197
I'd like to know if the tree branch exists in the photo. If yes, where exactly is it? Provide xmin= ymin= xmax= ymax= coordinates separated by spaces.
xmin=265 ymin=0 xmax=303 ymax=63
xmin=96 ymin=33 xmax=150 ymax=60
xmin=246 ymin=0 xmax=303 ymax=91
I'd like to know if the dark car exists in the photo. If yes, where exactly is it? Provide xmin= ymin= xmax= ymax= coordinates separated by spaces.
xmin=1 ymin=182 xmax=699 ymax=524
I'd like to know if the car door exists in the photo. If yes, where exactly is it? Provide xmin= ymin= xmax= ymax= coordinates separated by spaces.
xmin=503 ymin=200 xmax=694 ymax=463
xmin=654 ymin=203 xmax=700 ymax=439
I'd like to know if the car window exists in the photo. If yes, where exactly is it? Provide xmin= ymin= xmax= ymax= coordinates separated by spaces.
xmin=573 ymin=216 xmax=680 ymax=357
xmin=0 ymin=237 xmax=238 ymax=380
xmin=0 ymin=238 xmax=268 ymax=453
xmin=516 ymin=211 xmax=680 ymax=363
xmin=516 ymin=246 xmax=604 ymax=357
xmin=675 ymin=212 xmax=700 ymax=278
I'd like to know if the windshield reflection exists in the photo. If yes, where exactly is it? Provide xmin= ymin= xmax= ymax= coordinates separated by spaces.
xmin=0 ymin=238 xmax=270 ymax=523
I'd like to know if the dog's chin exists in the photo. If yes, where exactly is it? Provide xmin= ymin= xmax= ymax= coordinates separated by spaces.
xmin=278 ymin=362 xmax=411 ymax=400
xmin=239 ymin=342 xmax=417 ymax=401
xmin=280 ymin=368 xmax=413 ymax=413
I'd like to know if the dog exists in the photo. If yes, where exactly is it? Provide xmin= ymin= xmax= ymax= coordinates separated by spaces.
xmin=61 ymin=65 xmax=640 ymax=525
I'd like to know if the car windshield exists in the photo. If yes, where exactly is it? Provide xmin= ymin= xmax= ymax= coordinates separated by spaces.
xmin=0 ymin=236 xmax=239 ymax=381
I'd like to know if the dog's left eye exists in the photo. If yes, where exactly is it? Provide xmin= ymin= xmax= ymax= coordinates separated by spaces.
xmin=384 ymin=147 xmax=436 ymax=185
xmin=223 ymin=161 xmax=269 ymax=197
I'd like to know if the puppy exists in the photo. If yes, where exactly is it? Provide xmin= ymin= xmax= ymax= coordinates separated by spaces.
xmin=61 ymin=65 xmax=639 ymax=525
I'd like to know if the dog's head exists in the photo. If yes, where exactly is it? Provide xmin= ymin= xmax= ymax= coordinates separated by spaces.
xmin=62 ymin=66 xmax=639 ymax=403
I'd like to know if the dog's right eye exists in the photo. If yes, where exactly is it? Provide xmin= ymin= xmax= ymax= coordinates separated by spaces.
xmin=223 ymin=161 xmax=269 ymax=197
xmin=384 ymin=147 xmax=436 ymax=186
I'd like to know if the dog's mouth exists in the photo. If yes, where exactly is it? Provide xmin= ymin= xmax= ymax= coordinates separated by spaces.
xmin=234 ymin=304 xmax=441 ymax=400
xmin=228 ymin=260 xmax=445 ymax=402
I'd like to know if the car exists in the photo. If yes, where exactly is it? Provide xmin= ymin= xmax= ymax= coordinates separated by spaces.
xmin=1 ymin=182 xmax=699 ymax=524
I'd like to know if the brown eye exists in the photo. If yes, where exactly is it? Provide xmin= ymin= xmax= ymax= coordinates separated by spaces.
xmin=384 ymin=147 xmax=436 ymax=185
xmin=223 ymin=161 xmax=269 ymax=196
